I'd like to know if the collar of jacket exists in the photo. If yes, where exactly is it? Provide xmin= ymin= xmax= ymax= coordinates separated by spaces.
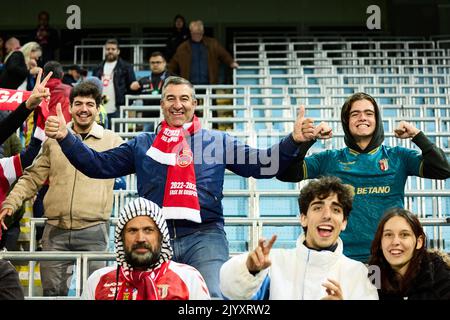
xmin=67 ymin=121 xmax=104 ymax=140
xmin=296 ymin=234 xmax=343 ymax=267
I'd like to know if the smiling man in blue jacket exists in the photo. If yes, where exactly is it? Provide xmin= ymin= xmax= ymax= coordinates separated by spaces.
xmin=44 ymin=76 xmax=331 ymax=298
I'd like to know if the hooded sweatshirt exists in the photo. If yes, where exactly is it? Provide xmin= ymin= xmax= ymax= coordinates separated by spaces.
xmin=82 ymin=198 xmax=210 ymax=300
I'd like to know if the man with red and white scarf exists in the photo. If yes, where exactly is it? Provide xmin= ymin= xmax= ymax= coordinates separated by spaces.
xmin=45 ymin=76 xmax=332 ymax=298
xmin=82 ymin=197 xmax=210 ymax=300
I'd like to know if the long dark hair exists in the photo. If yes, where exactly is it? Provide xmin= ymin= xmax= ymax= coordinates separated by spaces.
xmin=369 ymin=208 xmax=427 ymax=294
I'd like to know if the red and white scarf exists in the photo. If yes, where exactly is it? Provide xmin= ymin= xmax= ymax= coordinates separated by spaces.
xmin=146 ymin=116 xmax=201 ymax=223
xmin=116 ymin=261 xmax=170 ymax=300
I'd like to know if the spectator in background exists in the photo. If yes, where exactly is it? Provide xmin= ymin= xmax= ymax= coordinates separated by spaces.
xmin=0 ymin=82 xmax=123 ymax=296
xmin=369 ymin=208 xmax=450 ymax=300
xmin=43 ymin=61 xmax=72 ymax=122
xmin=62 ymin=65 xmax=82 ymax=86
xmin=18 ymin=42 xmax=42 ymax=91
xmin=93 ymin=39 xmax=137 ymax=130
xmin=169 ymin=20 xmax=238 ymax=85
xmin=31 ymin=11 xmax=59 ymax=65
xmin=130 ymin=51 xmax=174 ymax=132
xmin=0 ymin=36 xmax=5 ymax=65
xmin=0 ymin=38 xmax=28 ymax=89
xmin=165 ymin=14 xmax=190 ymax=63
xmin=220 ymin=176 xmax=378 ymax=300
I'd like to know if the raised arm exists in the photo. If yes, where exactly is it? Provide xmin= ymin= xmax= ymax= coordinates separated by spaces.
xmin=395 ymin=121 xmax=450 ymax=179
xmin=277 ymin=105 xmax=332 ymax=182
xmin=0 ymin=69 xmax=52 ymax=144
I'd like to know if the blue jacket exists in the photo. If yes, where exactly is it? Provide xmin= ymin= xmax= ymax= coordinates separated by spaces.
xmin=59 ymin=129 xmax=301 ymax=238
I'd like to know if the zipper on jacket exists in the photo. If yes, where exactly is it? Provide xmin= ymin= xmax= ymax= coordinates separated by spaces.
xmin=301 ymin=249 xmax=310 ymax=300
xmin=69 ymin=166 xmax=78 ymax=232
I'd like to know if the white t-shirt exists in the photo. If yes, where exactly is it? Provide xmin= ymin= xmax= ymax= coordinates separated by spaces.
xmin=102 ymin=61 xmax=117 ymax=114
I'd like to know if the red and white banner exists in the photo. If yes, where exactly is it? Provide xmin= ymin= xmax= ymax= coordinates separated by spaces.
xmin=0 ymin=88 xmax=48 ymax=112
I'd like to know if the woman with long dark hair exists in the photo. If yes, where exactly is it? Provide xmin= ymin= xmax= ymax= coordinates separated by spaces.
xmin=369 ymin=208 xmax=450 ymax=300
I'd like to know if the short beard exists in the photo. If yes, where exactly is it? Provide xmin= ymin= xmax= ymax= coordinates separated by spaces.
xmin=125 ymin=243 xmax=161 ymax=269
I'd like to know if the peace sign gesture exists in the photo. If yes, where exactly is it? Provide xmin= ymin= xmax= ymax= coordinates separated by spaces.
xmin=246 ymin=235 xmax=277 ymax=273
xmin=25 ymin=68 xmax=53 ymax=110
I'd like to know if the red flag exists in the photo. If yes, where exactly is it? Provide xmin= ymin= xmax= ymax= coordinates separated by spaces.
xmin=0 ymin=88 xmax=48 ymax=111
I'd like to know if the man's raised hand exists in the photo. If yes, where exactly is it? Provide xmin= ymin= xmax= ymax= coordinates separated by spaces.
xmin=394 ymin=121 xmax=420 ymax=139
xmin=25 ymin=68 xmax=52 ymax=110
xmin=246 ymin=235 xmax=277 ymax=273
xmin=45 ymin=103 xmax=68 ymax=140
xmin=292 ymin=105 xmax=332 ymax=142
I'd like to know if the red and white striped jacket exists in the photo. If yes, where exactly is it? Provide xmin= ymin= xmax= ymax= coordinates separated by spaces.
xmin=82 ymin=261 xmax=210 ymax=300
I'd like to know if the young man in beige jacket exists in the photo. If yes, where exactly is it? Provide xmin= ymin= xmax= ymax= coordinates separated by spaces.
xmin=0 ymin=82 xmax=123 ymax=296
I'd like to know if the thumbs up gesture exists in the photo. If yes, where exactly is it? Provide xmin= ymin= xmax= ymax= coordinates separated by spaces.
xmin=45 ymin=103 xmax=68 ymax=140
xmin=292 ymin=105 xmax=332 ymax=143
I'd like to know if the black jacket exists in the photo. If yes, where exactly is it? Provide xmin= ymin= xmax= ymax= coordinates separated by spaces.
xmin=0 ymin=102 xmax=32 ymax=145
xmin=0 ymin=259 xmax=24 ymax=300
xmin=92 ymin=58 xmax=136 ymax=109
xmin=379 ymin=252 xmax=450 ymax=300
xmin=0 ymin=51 xmax=28 ymax=89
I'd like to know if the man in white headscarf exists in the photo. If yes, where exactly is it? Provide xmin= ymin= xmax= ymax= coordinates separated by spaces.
xmin=82 ymin=198 xmax=210 ymax=300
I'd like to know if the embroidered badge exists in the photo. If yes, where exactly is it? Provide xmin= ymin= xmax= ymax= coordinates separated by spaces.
xmin=157 ymin=284 xmax=170 ymax=299
xmin=379 ymin=159 xmax=389 ymax=171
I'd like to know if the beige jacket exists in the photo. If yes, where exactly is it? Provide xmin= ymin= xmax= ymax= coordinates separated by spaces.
xmin=2 ymin=122 xmax=123 ymax=229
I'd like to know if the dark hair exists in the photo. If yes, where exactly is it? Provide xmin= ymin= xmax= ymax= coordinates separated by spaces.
xmin=173 ymin=14 xmax=186 ymax=27
xmin=161 ymin=76 xmax=196 ymax=100
xmin=105 ymin=38 xmax=119 ymax=48
xmin=67 ymin=64 xmax=81 ymax=73
xmin=69 ymin=82 xmax=102 ymax=107
xmin=38 ymin=11 xmax=49 ymax=19
xmin=341 ymin=92 xmax=379 ymax=128
xmin=298 ymin=176 xmax=354 ymax=232
xmin=43 ymin=60 xmax=63 ymax=79
xmin=149 ymin=51 xmax=166 ymax=61
xmin=369 ymin=208 xmax=427 ymax=294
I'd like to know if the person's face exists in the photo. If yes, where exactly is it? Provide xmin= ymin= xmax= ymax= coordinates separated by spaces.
xmin=105 ymin=44 xmax=120 ymax=62
xmin=70 ymin=96 xmax=99 ymax=133
xmin=190 ymin=26 xmax=204 ymax=42
xmin=30 ymin=49 xmax=41 ymax=61
xmin=175 ymin=18 xmax=184 ymax=30
xmin=161 ymin=84 xmax=197 ymax=127
xmin=149 ymin=55 xmax=166 ymax=74
xmin=69 ymin=69 xmax=81 ymax=81
xmin=348 ymin=99 xmax=376 ymax=141
xmin=38 ymin=13 xmax=49 ymax=26
xmin=381 ymin=216 xmax=423 ymax=276
xmin=123 ymin=216 xmax=162 ymax=269
xmin=300 ymin=193 xmax=347 ymax=250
